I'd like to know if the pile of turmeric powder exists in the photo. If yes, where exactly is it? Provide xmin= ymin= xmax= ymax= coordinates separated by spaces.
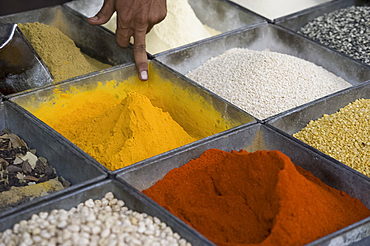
xmin=20 ymin=67 xmax=241 ymax=171
xmin=18 ymin=22 xmax=110 ymax=83
xmin=25 ymin=80 xmax=201 ymax=170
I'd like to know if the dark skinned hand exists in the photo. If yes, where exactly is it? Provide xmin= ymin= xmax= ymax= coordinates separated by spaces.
xmin=88 ymin=0 xmax=167 ymax=80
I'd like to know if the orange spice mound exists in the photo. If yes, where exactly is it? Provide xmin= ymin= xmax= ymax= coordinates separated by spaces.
xmin=143 ymin=149 xmax=370 ymax=245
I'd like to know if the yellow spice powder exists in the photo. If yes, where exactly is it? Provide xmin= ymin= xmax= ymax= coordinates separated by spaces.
xmin=18 ymin=22 xmax=111 ymax=83
xmin=28 ymin=82 xmax=197 ymax=170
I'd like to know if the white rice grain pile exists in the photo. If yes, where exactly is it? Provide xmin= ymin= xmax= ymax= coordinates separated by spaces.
xmin=186 ymin=48 xmax=351 ymax=119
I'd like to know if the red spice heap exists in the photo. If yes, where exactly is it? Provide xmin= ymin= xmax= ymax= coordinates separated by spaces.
xmin=143 ymin=149 xmax=370 ymax=246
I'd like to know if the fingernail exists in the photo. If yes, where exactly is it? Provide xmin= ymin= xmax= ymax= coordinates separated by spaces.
xmin=90 ymin=16 xmax=98 ymax=21
xmin=140 ymin=71 xmax=148 ymax=80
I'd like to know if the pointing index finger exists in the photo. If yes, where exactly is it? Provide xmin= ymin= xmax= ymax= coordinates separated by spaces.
xmin=133 ymin=28 xmax=149 ymax=81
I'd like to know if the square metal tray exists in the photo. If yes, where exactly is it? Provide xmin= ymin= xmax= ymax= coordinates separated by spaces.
xmin=155 ymin=23 xmax=369 ymax=83
xmin=117 ymin=123 xmax=370 ymax=245
xmin=274 ymin=0 xmax=370 ymax=66
xmin=64 ymin=0 xmax=267 ymax=56
xmin=266 ymin=80 xmax=370 ymax=179
xmin=275 ymin=0 xmax=370 ymax=32
xmin=227 ymin=0 xmax=332 ymax=22
xmin=154 ymin=23 xmax=370 ymax=120
xmin=0 ymin=178 xmax=215 ymax=246
xmin=8 ymin=61 xmax=256 ymax=174
xmin=0 ymin=5 xmax=134 ymax=81
xmin=0 ymin=100 xmax=107 ymax=218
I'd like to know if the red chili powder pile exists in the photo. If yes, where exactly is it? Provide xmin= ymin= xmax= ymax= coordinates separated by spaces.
xmin=143 ymin=149 xmax=370 ymax=246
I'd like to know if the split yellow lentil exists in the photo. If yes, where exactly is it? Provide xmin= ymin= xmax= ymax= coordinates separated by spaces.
xmin=294 ymin=98 xmax=370 ymax=177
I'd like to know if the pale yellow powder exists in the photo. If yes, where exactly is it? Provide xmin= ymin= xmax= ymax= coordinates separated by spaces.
xmin=0 ymin=178 xmax=64 ymax=209
xmin=18 ymin=22 xmax=111 ymax=83
xmin=103 ymin=0 xmax=219 ymax=54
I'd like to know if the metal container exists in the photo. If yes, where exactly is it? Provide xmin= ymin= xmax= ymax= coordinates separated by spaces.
xmin=8 ymin=61 xmax=256 ymax=174
xmin=117 ymin=123 xmax=370 ymax=245
xmin=0 ymin=23 xmax=53 ymax=95
xmin=154 ymin=23 xmax=370 ymax=121
xmin=227 ymin=0 xmax=332 ymax=22
xmin=266 ymin=80 xmax=370 ymax=179
xmin=0 ymin=100 xmax=107 ymax=218
xmin=0 ymin=178 xmax=215 ymax=246
xmin=275 ymin=0 xmax=370 ymax=66
xmin=0 ymin=5 xmax=134 ymax=84
xmin=155 ymin=23 xmax=369 ymax=84
xmin=64 ymin=0 xmax=267 ymax=56
xmin=275 ymin=0 xmax=370 ymax=32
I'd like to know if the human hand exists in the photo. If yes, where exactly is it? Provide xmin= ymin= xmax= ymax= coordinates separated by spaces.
xmin=88 ymin=0 xmax=167 ymax=81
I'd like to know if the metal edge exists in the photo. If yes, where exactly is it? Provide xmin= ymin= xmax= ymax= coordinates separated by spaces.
xmin=307 ymin=217 xmax=370 ymax=245
xmin=223 ymin=0 xmax=274 ymax=22
xmin=0 ymin=100 xmax=109 ymax=218
xmin=114 ymin=178 xmax=216 ymax=245
xmin=273 ymin=0 xmax=347 ymax=24
xmin=112 ymin=120 xmax=260 ymax=176
xmin=8 ymin=61 xmax=256 ymax=176
xmin=117 ymin=122 xmax=370 ymax=244
xmin=152 ymin=22 xmax=266 ymax=58
xmin=264 ymin=122 xmax=370 ymax=182
xmin=4 ymin=99 xmax=110 ymax=174
xmin=0 ymin=178 xmax=216 ymax=245
xmin=4 ymin=62 xmax=135 ymax=100
xmin=264 ymin=80 xmax=370 ymax=124
xmin=154 ymin=22 xmax=370 ymax=82
xmin=269 ymin=24 xmax=370 ymax=80
xmin=274 ymin=0 xmax=370 ymax=68
xmin=151 ymin=59 xmax=258 ymax=123
xmin=266 ymin=80 xmax=370 ymax=125
xmin=222 ymin=0 xmax=271 ymax=22
xmin=108 ymin=59 xmax=258 ymax=175
xmin=0 ymin=23 xmax=17 ymax=49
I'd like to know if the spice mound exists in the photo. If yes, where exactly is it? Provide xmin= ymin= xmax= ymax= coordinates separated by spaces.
xmin=0 ymin=129 xmax=70 ymax=212
xmin=18 ymin=22 xmax=111 ymax=83
xmin=143 ymin=149 xmax=370 ymax=246
xmin=29 ymin=85 xmax=197 ymax=171
xmin=299 ymin=6 xmax=370 ymax=65
xmin=97 ymin=0 xmax=218 ymax=54
xmin=294 ymin=98 xmax=370 ymax=177
xmin=186 ymin=48 xmax=351 ymax=119
xmin=0 ymin=192 xmax=192 ymax=245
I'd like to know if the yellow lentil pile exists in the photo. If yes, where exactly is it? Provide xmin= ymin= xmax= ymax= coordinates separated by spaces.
xmin=294 ymin=98 xmax=370 ymax=177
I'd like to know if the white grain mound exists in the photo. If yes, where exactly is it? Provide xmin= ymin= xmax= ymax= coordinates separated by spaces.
xmin=186 ymin=48 xmax=351 ymax=119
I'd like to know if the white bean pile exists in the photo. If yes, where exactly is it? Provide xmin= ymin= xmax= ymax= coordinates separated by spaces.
xmin=186 ymin=48 xmax=352 ymax=119
xmin=0 ymin=192 xmax=191 ymax=246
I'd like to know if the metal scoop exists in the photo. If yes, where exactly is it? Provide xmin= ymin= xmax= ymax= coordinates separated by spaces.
xmin=0 ymin=23 xmax=53 ymax=95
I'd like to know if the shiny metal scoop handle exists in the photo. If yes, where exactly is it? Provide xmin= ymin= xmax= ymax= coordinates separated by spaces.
xmin=0 ymin=23 xmax=53 ymax=95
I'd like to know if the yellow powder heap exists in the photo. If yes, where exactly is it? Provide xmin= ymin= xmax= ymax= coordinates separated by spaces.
xmin=29 ymin=82 xmax=197 ymax=171
xmin=18 ymin=22 xmax=111 ymax=83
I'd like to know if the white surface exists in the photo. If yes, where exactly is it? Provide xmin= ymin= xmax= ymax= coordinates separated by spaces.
xmin=230 ymin=0 xmax=332 ymax=19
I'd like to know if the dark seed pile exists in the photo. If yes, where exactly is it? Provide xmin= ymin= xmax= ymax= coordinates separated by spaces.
xmin=0 ymin=129 xmax=70 ymax=193
xmin=299 ymin=6 xmax=370 ymax=65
